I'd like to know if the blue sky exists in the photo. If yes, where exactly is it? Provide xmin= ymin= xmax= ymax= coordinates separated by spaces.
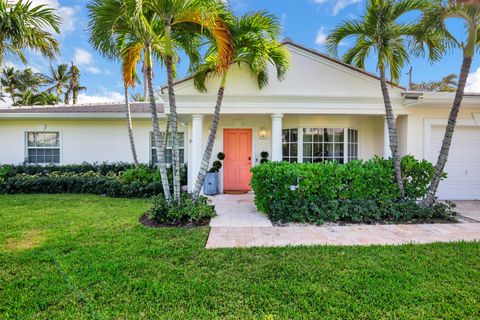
xmin=8 ymin=0 xmax=480 ymax=104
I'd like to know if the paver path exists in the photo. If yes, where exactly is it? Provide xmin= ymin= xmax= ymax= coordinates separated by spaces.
xmin=206 ymin=223 xmax=480 ymax=248
xmin=207 ymin=194 xmax=480 ymax=248
xmin=209 ymin=193 xmax=272 ymax=227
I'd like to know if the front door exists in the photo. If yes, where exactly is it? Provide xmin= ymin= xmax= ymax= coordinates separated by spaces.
xmin=223 ymin=129 xmax=252 ymax=191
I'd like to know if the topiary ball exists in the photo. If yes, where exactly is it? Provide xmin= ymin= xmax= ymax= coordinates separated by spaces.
xmin=217 ymin=152 xmax=225 ymax=160
xmin=212 ymin=160 xmax=222 ymax=171
xmin=260 ymin=151 xmax=269 ymax=159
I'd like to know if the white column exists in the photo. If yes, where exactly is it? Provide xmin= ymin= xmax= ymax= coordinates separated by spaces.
xmin=271 ymin=113 xmax=283 ymax=161
xmin=383 ymin=116 xmax=391 ymax=158
xmin=191 ymin=114 xmax=204 ymax=191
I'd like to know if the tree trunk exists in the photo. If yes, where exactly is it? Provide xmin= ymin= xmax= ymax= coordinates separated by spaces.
xmin=146 ymin=45 xmax=171 ymax=201
xmin=192 ymin=72 xmax=227 ymax=200
xmin=143 ymin=63 xmax=148 ymax=101
xmin=124 ymin=84 xmax=138 ymax=166
xmin=64 ymin=91 xmax=69 ymax=105
xmin=73 ymin=89 xmax=78 ymax=105
xmin=165 ymin=25 xmax=181 ymax=202
xmin=379 ymin=68 xmax=405 ymax=198
xmin=424 ymin=56 xmax=473 ymax=206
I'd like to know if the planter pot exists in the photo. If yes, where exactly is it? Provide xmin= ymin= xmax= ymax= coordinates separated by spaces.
xmin=203 ymin=172 xmax=219 ymax=195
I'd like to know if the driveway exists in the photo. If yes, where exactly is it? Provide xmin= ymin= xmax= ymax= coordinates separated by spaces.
xmin=454 ymin=201 xmax=480 ymax=222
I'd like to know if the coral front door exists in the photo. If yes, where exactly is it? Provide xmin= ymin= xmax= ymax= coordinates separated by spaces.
xmin=223 ymin=129 xmax=252 ymax=191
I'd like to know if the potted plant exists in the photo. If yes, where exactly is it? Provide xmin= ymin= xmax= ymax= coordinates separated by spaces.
xmin=203 ymin=152 xmax=224 ymax=195
xmin=260 ymin=151 xmax=269 ymax=164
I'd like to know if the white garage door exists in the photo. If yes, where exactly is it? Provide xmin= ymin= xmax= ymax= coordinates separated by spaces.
xmin=429 ymin=125 xmax=480 ymax=200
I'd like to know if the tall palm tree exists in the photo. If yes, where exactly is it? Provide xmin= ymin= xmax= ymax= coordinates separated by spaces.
xmin=45 ymin=64 xmax=70 ymax=101
xmin=65 ymin=64 xmax=86 ymax=105
xmin=422 ymin=0 xmax=480 ymax=206
xmin=191 ymin=11 xmax=290 ymax=200
xmin=326 ymin=0 xmax=443 ymax=198
xmin=0 ymin=0 xmax=60 ymax=67
xmin=146 ymin=0 xmax=234 ymax=202
xmin=1 ymin=66 xmax=20 ymax=104
xmin=88 ymin=0 xmax=201 ymax=201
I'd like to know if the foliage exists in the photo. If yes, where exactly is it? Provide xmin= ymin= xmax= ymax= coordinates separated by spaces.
xmin=208 ymin=153 xmax=224 ymax=173
xmin=411 ymin=73 xmax=458 ymax=92
xmin=146 ymin=194 xmax=216 ymax=226
xmin=260 ymin=151 xmax=269 ymax=164
xmin=0 ymin=162 xmax=188 ymax=197
xmin=250 ymin=156 xmax=453 ymax=223
xmin=0 ymin=0 xmax=60 ymax=66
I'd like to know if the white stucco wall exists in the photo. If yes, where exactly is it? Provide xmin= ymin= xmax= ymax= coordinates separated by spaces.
xmin=0 ymin=118 xmax=170 ymax=165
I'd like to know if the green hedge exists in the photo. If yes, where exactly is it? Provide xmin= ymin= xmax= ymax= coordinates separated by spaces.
xmin=0 ymin=163 xmax=188 ymax=198
xmin=250 ymin=156 xmax=454 ymax=224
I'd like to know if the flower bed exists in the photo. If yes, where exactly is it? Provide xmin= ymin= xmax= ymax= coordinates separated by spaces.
xmin=250 ymin=156 xmax=455 ymax=224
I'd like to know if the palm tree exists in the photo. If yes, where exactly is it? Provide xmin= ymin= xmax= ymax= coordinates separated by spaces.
xmin=88 ymin=0 xmax=199 ymax=200
xmin=411 ymin=73 xmax=457 ymax=92
xmin=13 ymin=89 xmax=60 ymax=106
xmin=421 ymin=1 xmax=480 ymax=206
xmin=45 ymin=64 xmax=70 ymax=101
xmin=326 ymin=0 xmax=443 ymax=198
xmin=1 ymin=66 xmax=20 ymax=104
xmin=146 ymin=0 xmax=234 ymax=202
xmin=190 ymin=11 xmax=290 ymax=200
xmin=130 ymin=92 xmax=145 ymax=102
xmin=65 ymin=64 xmax=86 ymax=105
xmin=0 ymin=0 xmax=60 ymax=67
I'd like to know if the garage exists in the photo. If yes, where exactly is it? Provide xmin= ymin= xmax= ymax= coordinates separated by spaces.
xmin=429 ymin=125 xmax=480 ymax=200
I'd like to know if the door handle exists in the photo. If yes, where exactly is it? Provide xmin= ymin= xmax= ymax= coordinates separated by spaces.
xmin=248 ymin=157 xmax=251 ymax=160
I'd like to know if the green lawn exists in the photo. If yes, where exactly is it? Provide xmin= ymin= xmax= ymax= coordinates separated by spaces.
xmin=1 ymin=195 xmax=479 ymax=319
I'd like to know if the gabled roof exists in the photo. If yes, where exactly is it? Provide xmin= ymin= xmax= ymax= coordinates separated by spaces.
xmin=161 ymin=38 xmax=405 ymax=91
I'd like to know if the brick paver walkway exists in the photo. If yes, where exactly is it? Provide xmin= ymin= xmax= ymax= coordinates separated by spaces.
xmin=207 ymin=194 xmax=480 ymax=248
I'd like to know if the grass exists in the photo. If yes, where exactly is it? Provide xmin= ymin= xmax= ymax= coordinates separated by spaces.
xmin=1 ymin=194 xmax=479 ymax=319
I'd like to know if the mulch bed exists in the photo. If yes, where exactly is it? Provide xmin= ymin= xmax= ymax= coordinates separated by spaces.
xmin=139 ymin=213 xmax=210 ymax=228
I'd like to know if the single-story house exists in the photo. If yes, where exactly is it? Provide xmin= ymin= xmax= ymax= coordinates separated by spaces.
xmin=1 ymin=40 xmax=479 ymax=199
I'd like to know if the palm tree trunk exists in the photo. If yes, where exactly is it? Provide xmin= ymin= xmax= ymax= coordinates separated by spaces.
xmin=146 ymin=45 xmax=171 ymax=201
xmin=165 ymin=25 xmax=181 ymax=202
xmin=379 ymin=68 xmax=405 ymax=198
xmin=64 ymin=91 xmax=69 ymax=105
xmin=142 ymin=62 xmax=148 ymax=101
xmin=73 ymin=89 xmax=78 ymax=105
xmin=192 ymin=72 xmax=227 ymax=200
xmin=424 ymin=56 xmax=473 ymax=206
xmin=124 ymin=84 xmax=138 ymax=166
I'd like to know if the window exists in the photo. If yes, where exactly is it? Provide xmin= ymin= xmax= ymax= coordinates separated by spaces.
xmin=282 ymin=128 xmax=358 ymax=163
xmin=151 ymin=132 xmax=185 ymax=164
xmin=347 ymin=129 xmax=358 ymax=162
xmin=26 ymin=132 xmax=60 ymax=164
xmin=282 ymin=128 xmax=298 ymax=162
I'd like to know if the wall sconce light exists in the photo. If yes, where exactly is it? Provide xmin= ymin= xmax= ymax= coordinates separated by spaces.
xmin=259 ymin=127 xmax=267 ymax=139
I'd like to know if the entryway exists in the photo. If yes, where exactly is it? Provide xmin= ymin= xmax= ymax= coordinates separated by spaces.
xmin=223 ymin=129 xmax=252 ymax=192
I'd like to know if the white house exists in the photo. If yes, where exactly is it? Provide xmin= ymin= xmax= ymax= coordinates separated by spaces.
xmin=1 ymin=40 xmax=479 ymax=199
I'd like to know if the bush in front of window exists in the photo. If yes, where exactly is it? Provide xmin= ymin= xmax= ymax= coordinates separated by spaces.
xmin=250 ymin=156 xmax=455 ymax=224
xmin=146 ymin=194 xmax=216 ymax=226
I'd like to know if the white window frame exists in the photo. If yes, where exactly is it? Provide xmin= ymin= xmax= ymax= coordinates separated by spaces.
xmin=282 ymin=127 xmax=359 ymax=163
xmin=150 ymin=131 xmax=186 ymax=165
xmin=24 ymin=131 xmax=62 ymax=165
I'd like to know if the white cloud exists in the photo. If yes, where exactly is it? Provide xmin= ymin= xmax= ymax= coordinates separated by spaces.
xmin=465 ymin=67 xmax=480 ymax=93
xmin=86 ymin=66 xmax=101 ymax=74
xmin=315 ymin=27 xmax=328 ymax=45
xmin=73 ymin=48 xmax=93 ymax=66
xmin=332 ymin=0 xmax=361 ymax=15
xmin=14 ymin=0 xmax=79 ymax=33
xmin=312 ymin=0 xmax=361 ymax=15
xmin=76 ymin=90 xmax=124 ymax=104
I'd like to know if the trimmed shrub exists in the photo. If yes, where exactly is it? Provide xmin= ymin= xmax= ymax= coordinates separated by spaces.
xmin=146 ymin=194 xmax=216 ymax=226
xmin=250 ymin=156 xmax=454 ymax=224
xmin=1 ymin=172 xmax=164 ymax=198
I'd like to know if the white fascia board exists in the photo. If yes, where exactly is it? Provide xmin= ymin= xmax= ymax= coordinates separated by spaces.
xmin=0 ymin=112 xmax=166 ymax=119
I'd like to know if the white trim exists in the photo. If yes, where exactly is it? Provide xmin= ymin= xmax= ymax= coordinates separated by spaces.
xmin=0 ymin=113 xmax=166 ymax=119
xmin=423 ymin=118 xmax=478 ymax=160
